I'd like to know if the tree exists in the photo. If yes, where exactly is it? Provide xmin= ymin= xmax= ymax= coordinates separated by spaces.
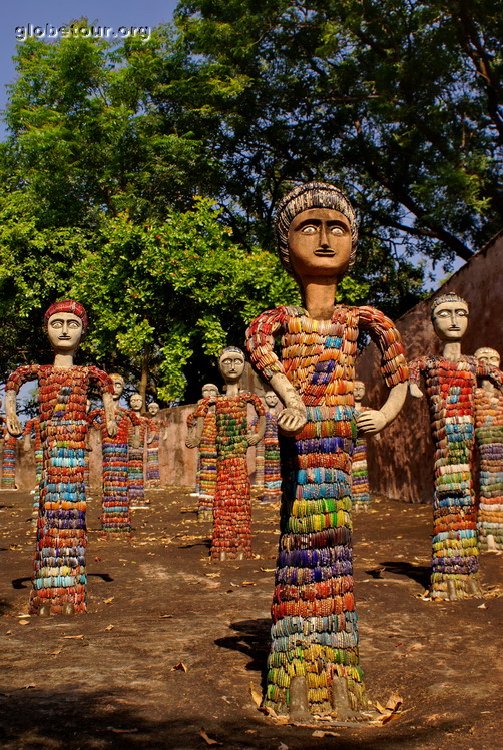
xmin=172 ymin=0 xmax=502 ymax=286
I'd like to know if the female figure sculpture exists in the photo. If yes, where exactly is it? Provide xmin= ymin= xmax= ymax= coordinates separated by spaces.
xmin=189 ymin=349 xmax=265 ymax=559
xmin=146 ymin=401 xmax=165 ymax=488
xmin=186 ymin=383 xmax=219 ymax=520
xmin=88 ymin=374 xmax=140 ymax=531
xmin=245 ymin=182 xmax=408 ymax=720
xmin=128 ymin=393 xmax=148 ymax=509
xmin=409 ymin=295 xmax=503 ymax=600
xmin=5 ymin=300 xmax=116 ymax=615
xmin=473 ymin=347 xmax=503 ymax=551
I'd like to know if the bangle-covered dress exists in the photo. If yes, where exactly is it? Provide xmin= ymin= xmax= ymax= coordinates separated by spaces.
xmin=6 ymin=364 xmax=113 ymax=614
xmin=473 ymin=384 xmax=503 ymax=551
xmin=245 ymin=304 xmax=408 ymax=717
xmin=409 ymin=355 xmax=503 ymax=599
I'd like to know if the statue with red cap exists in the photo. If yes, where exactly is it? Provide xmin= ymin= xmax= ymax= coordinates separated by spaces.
xmin=5 ymin=300 xmax=117 ymax=616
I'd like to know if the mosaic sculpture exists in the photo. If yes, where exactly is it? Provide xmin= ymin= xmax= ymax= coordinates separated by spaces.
xmin=262 ymin=391 xmax=282 ymax=503
xmin=128 ymin=392 xmax=148 ymax=509
xmin=245 ymin=182 xmax=408 ymax=721
xmin=5 ymin=300 xmax=116 ymax=615
xmin=186 ymin=384 xmax=219 ymax=521
xmin=88 ymin=373 xmax=140 ymax=532
xmin=189 ymin=349 xmax=265 ymax=559
xmin=351 ymin=381 xmax=376 ymax=512
xmin=474 ymin=347 xmax=503 ymax=551
xmin=24 ymin=417 xmax=42 ymax=515
xmin=409 ymin=294 xmax=503 ymax=601
xmin=146 ymin=401 xmax=165 ymax=488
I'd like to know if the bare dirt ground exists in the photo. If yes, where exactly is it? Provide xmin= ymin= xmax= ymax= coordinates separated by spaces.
xmin=0 ymin=488 xmax=501 ymax=750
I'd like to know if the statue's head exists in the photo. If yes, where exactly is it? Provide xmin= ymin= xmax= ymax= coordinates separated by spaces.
xmin=110 ymin=373 xmax=125 ymax=400
xmin=474 ymin=346 xmax=500 ymax=369
xmin=201 ymin=383 xmax=219 ymax=403
xmin=275 ymin=182 xmax=358 ymax=281
xmin=129 ymin=393 xmax=143 ymax=411
xmin=354 ymin=380 xmax=366 ymax=402
xmin=218 ymin=346 xmax=245 ymax=384
xmin=147 ymin=401 xmax=160 ymax=416
xmin=430 ymin=293 xmax=469 ymax=342
xmin=264 ymin=390 xmax=279 ymax=408
xmin=44 ymin=300 xmax=88 ymax=354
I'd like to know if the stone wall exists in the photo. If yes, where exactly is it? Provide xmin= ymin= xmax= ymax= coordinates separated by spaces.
xmin=357 ymin=231 xmax=503 ymax=503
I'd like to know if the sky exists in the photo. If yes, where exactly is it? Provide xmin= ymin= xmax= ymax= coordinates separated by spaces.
xmin=0 ymin=0 xmax=178 ymax=129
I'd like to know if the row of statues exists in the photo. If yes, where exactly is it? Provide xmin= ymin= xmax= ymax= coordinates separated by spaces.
xmin=3 ymin=181 xmax=502 ymax=725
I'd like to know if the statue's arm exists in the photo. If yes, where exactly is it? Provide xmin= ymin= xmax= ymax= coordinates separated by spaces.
xmin=185 ymin=400 xmax=209 ymax=448
xmin=246 ymin=395 xmax=266 ymax=445
xmin=245 ymin=307 xmax=307 ymax=435
xmin=358 ymin=306 xmax=409 ymax=434
xmin=477 ymin=362 xmax=503 ymax=391
xmin=5 ymin=365 xmax=38 ymax=436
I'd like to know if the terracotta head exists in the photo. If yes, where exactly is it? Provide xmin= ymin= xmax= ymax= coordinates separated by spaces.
xmin=275 ymin=182 xmax=358 ymax=279
xmin=110 ymin=373 xmax=125 ymax=401
xmin=430 ymin=293 xmax=469 ymax=342
xmin=264 ymin=390 xmax=279 ymax=409
xmin=148 ymin=402 xmax=160 ymax=416
xmin=201 ymin=383 xmax=219 ymax=403
xmin=474 ymin=347 xmax=500 ymax=369
xmin=129 ymin=393 xmax=143 ymax=412
xmin=354 ymin=381 xmax=366 ymax=402
xmin=44 ymin=300 xmax=88 ymax=354
xmin=218 ymin=347 xmax=245 ymax=384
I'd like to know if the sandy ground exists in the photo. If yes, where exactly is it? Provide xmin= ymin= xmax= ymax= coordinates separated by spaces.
xmin=0 ymin=487 xmax=501 ymax=750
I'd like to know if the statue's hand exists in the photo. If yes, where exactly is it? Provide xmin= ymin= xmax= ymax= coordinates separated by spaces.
xmin=185 ymin=437 xmax=200 ymax=449
xmin=356 ymin=409 xmax=387 ymax=435
xmin=409 ymin=383 xmax=424 ymax=399
xmin=7 ymin=416 xmax=22 ymax=437
xmin=278 ymin=405 xmax=307 ymax=435
xmin=246 ymin=432 xmax=261 ymax=446
xmin=106 ymin=419 xmax=118 ymax=438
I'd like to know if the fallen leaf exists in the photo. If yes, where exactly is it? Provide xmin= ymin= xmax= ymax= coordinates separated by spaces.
xmin=260 ymin=568 xmax=275 ymax=572
xmin=249 ymin=682 xmax=262 ymax=707
xmin=477 ymin=603 xmax=487 ymax=609
xmin=62 ymin=635 xmax=84 ymax=640
xmin=159 ymin=614 xmax=173 ymax=619
xmin=104 ymin=624 xmax=114 ymax=631
xmin=279 ymin=743 xmax=289 ymax=750
xmin=23 ymin=684 xmax=36 ymax=689
xmin=241 ymin=581 xmax=256 ymax=587
xmin=244 ymin=729 xmax=257 ymax=734
xmin=18 ymin=620 xmax=29 ymax=626
xmin=312 ymin=730 xmax=340 ymax=738
xmin=17 ymin=614 xmax=30 ymax=619
xmin=172 ymin=662 xmax=188 ymax=672
xmin=49 ymin=648 xmax=63 ymax=656
xmin=199 ymin=728 xmax=221 ymax=746
xmin=103 ymin=596 xmax=114 ymax=604
xmin=205 ymin=572 xmax=220 ymax=578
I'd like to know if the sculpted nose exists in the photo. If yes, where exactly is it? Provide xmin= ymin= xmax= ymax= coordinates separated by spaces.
xmin=320 ymin=223 xmax=330 ymax=247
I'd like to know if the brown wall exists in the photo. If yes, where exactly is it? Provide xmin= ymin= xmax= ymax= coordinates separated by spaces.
xmin=357 ymin=231 xmax=503 ymax=503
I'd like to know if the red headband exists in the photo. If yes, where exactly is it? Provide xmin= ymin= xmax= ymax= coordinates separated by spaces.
xmin=44 ymin=300 xmax=89 ymax=332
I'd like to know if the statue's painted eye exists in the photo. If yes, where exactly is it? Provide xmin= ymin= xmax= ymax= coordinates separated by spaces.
xmin=301 ymin=225 xmax=318 ymax=234
xmin=330 ymin=226 xmax=344 ymax=236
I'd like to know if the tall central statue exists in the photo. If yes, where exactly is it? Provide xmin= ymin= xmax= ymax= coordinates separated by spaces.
xmin=245 ymin=182 xmax=408 ymax=721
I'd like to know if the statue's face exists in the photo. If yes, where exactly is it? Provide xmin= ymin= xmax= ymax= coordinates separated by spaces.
xmin=287 ymin=208 xmax=352 ymax=280
xmin=218 ymin=352 xmax=245 ymax=383
xmin=264 ymin=391 xmax=279 ymax=408
xmin=432 ymin=300 xmax=469 ymax=341
xmin=111 ymin=376 xmax=124 ymax=399
xmin=148 ymin=402 xmax=159 ymax=416
xmin=47 ymin=312 xmax=83 ymax=353
xmin=353 ymin=381 xmax=365 ymax=401
xmin=130 ymin=393 xmax=143 ymax=411
xmin=202 ymin=384 xmax=219 ymax=403
xmin=476 ymin=347 xmax=500 ymax=369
